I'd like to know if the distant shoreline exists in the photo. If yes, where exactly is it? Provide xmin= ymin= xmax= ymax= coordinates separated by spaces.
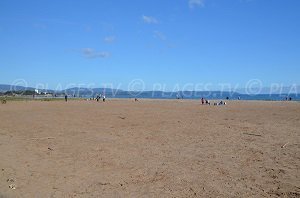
xmin=1 ymin=95 xmax=299 ymax=102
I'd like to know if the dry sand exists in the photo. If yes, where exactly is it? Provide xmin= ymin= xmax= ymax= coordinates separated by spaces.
xmin=0 ymin=99 xmax=299 ymax=197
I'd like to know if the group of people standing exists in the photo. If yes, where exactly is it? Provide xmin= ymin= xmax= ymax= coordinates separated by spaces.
xmin=200 ymin=97 xmax=228 ymax=106
xmin=201 ymin=98 xmax=211 ymax=105
xmin=285 ymin=97 xmax=292 ymax=101
xmin=96 ymin=94 xmax=106 ymax=102
xmin=64 ymin=94 xmax=106 ymax=102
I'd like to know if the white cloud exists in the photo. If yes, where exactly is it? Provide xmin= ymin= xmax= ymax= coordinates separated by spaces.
xmin=189 ymin=0 xmax=205 ymax=9
xmin=153 ymin=31 xmax=175 ymax=49
xmin=142 ymin=15 xmax=159 ymax=24
xmin=82 ymin=48 xmax=110 ymax=59
xmin=104 ymin=36 xmax=116 ymax=43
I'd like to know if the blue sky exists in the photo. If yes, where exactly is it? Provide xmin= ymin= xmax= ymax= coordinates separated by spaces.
xmin=0 ymin=0 xmax=299 ymax=91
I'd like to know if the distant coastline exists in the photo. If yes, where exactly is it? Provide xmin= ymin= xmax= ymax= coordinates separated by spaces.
xmin=0 ymin=84 xmax=299 ymax=101
xmin=1 ymin=94 xmax=299 ymax=102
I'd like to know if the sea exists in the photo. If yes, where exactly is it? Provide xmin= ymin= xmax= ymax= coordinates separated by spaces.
xmin=81 ymin=92 xmax=300 ymax=101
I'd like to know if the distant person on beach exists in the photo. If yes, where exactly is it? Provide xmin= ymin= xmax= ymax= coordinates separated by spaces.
xmin=206 ymin=100 xmax=210 ymax=105
xmin=289 ymin=97 xmax=292 ymax=101
xmin=103 ymin=95 xmax=106 ymax=102
xmin=215 ymin=101 xmax=226 ymax=106
xmin=65 ymin=95 xmax=68 ymax=102
xmin=201 ymin=98 xmax=205 ymax=105
xmin=219 ymin=101 xmax=226 ymax=105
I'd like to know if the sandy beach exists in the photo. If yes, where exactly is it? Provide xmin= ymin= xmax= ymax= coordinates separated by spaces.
xmin=0 ymin=99 xmax=299 ymax=197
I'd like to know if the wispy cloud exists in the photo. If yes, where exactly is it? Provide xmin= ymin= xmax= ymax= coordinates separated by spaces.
xmin=104 ymin=36 xmax=116 ymax=43
xmin=142 ymin=15 xmax=159 ymax=24
xmin=189 ymin=0 xmax=205 ymax=9
xmin=100 ymin=22 xmax=115 ymax=32
xmin=153 ymin=31 xmax=166 ymax=41
xmin=82 ymin=48 xmax=110 ymax=59
xmin=153 ymin=31 xmax=176 ymax=49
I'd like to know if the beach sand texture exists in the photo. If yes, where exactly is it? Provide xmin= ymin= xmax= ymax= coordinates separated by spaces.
xmin=0 ymin=100 xmax=299 ymax=197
